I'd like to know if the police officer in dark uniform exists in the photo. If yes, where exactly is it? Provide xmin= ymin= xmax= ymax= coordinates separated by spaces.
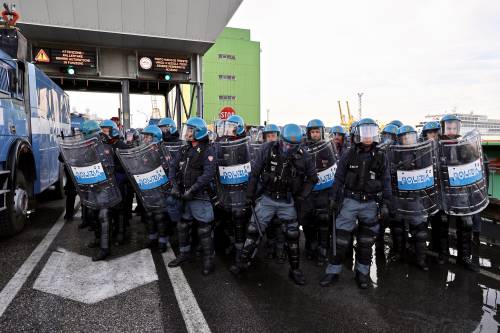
xmin=168 ymin=117 xmax=217 ymax=275
xmin=100 ymin=120 xmax=130 ymax=246
xmin=300 ymin=119 xmax=336 ymax=266
xmin=376 ymin=123 xmax=399 ymax=251
xmin=329 ymin=125 xmax=347 ymax=158
xmin=435 ymin=115 xmax=482 ymax=271
xmin=231 ymin=123 xmax=318 ymax=285
xmin=320 ymin=118 xmax=391 ymax=289
xmin=261 ymin=124 xmax=286 ymax=263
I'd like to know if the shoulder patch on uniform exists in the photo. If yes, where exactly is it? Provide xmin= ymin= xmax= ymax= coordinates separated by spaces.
xmin=208 ymin=155 xmax=214 ymax=162
xmin=197 ymin=147 xmax=201 ymax=153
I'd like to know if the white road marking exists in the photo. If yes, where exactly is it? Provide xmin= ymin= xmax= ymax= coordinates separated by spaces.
xmin=33 ymin=248 xmax=158 ymax=304
xmin=162 ymin=250 xmax=211 ymax=333
xmin=0 ymin=214 xmax=66 ymax=317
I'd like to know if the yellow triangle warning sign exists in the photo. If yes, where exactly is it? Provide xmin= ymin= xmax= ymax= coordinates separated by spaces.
xmin=35 ymin=49 xmax=50 ymax=63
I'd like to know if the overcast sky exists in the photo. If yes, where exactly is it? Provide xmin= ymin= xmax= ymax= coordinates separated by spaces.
xmin=228 ymin=0 xmax=500 ymax=126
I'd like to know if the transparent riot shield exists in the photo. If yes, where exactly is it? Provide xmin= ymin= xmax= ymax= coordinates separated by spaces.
xmin=160 ymin=141 xmax=184 ymax=164
xmin=439 ymin=130 xmax=489 ymax=216
xmin=214 ymin=136 xmax=252 ymax=209
xmin=58 ymin=136 xmax=122 ymax=209
xmin=117 ymin=143 xmax=170 ymax=210
xmin=248 ymin=127 xmax=263 ymax=160
xmin=388 ymin=140 xmax=440 ymax=217
xmin=306 ymin=141 xmax=338 ymax=192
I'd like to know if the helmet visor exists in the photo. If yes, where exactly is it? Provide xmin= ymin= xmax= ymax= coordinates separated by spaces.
xmin=381 ymin=133 xmax=396 ymax=144
xmin=307 ymin=127 xmax=324 ymax=141
xmin=181 ymin=125 xmax=195 ymax=141
xmin=217 ymin=120 xmax=238 ymax=137
xmin=443 ymin=120 xmax=461 ymax=136
xmin=281 ymin=140 xmax=300 ymax=154
xmin=126 ymin=132 xmax=135 ymax=142
xmin=398 ymin=132 xmax=418 ymax=145
xmin=142 ymin=133 xmax=154 ymax=144
xmin=159 ymin=125 xmax=173 ymax=134
xmin=355 ymin=124 xmax=380 ymax=144
xmin=425 ymin=129 xmax=439 ymax=141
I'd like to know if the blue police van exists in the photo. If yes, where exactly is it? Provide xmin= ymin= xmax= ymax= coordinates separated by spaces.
xmin=0 ymin=44 xmax=70 ymax=236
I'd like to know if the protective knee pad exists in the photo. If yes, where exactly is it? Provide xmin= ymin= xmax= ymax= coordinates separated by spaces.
xmin=197 ymin=222 xmax=214 ymax=256
xmin=177 ymin=220 xmax=193 ymax=248
xmin=330 ymin=229 xmax=351 ymax=265
xmin=246 ymin=222 xmax=262 ymax=242
xmin=284 ymin=220 xmax=300 ymax=241
xmin=356 ymin=226 xmax=377 ymax=266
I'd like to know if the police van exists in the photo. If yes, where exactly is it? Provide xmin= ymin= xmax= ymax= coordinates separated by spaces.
xmin=0 ymin=29 xmax=70 ymax=236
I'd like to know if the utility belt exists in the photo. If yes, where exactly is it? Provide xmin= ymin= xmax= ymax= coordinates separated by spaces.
xmin=264 ymin=190 xmax=292 ymax=202
xmin=344 ymin=190 xmax=381 ymax=202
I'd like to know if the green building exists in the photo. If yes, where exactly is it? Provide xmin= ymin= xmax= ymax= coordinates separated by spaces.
xmin=202 ymin=27 xmax=261 ymax=125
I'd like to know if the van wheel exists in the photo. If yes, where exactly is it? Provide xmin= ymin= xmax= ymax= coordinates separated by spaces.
xmin=0 ymin=171 xmax=30 ymax=237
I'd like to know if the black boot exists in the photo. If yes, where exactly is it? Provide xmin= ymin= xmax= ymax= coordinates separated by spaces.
xmin=355 ymin=271 xmax=371 ymax=289
xmin=289 ymin=268 xmax=306 ymax=285
xmin=158 ymin=242 xmax=168 ymax=253
xmin=319 ymin=273 xmax=339 ymax=287
xmin=92 ymin=248 xmax=110 ymax=261
xmin=168 ymin=252 xmax=193 ymax=267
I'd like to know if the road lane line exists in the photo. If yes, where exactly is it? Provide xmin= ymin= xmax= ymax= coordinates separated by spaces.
xmin=0 ymin=204 xmax=74 ymax=317
xmin=162 ymin=250 xmax=211 ymax=333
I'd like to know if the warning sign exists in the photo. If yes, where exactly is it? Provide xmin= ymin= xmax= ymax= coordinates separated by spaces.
xmin=34 ymin=49 xmax=50 ymax=63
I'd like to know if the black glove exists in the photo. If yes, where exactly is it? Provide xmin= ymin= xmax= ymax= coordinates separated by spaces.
xmin=171 ymin=184 xmax=181 ymax=199
xmin=379 ymin=203 xmax=389 ymax=220
xmin=182 ymin=188 xmax=194 ymax=201
xmin=246 ymin=196 xmax=255 ymax=207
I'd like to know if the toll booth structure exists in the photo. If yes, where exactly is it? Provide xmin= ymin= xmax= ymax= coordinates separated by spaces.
xmin=11 ymin=0 xmax=243 ymax=129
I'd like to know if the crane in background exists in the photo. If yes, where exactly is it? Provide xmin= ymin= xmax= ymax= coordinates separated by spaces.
xmin=338 ymin=100 xmax=356 ymax=129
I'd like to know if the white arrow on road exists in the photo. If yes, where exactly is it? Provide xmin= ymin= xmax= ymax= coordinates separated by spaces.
xmin=33 ymin=248 xmax=158 ymax=304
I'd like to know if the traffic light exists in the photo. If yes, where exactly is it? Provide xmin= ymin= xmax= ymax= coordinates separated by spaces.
xmin=159 ymin=73 xmax=171 ymax=81
xmin=60 ymin=66 xmax=75 ymax=75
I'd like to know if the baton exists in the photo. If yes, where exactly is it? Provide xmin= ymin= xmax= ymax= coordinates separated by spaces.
xmin=250 ymin=204 xmax=263 ymax=238
xmin=331 ymin=209 xmax=337 ymax=257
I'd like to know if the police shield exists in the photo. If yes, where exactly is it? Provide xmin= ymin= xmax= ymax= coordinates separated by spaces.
xmin=439 ymin=130 xmax=489 ymax=216
xmin=117 ymin=143 xmax=170 ymax=210
xmin=388 ymin=140 xmax=440 ymax=217
xmin=248 ymin=127 xmax=263 ymax=160
xmin=306 ymin=141 xmax=337 ymax=192
xmin=58 ymin=136 xmax=122 ymax=209
xmin=160 ymin=141 xmax=184 ymax=163
xmin=215 ymin=136 xmax=252 ymax=208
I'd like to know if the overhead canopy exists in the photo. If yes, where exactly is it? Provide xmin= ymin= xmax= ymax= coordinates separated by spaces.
xmin=12 ymin=0 xmax=242 ymax=54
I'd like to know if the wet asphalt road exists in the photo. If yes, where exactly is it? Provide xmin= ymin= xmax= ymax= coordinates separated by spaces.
xmin=0 ymin=193 xmax=500 ymax=332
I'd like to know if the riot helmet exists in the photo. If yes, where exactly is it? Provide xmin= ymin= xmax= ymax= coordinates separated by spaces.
xmin=100 ymin=119 xmax=120 ymax=138
xmin=141 ymin=125 xmax=163 ymax=144
xmin=217 ymin=115 xmax=245 ymax=138
xmin=422 ymin=121 xmax=441 ymax=141
xmin=281 ymin=123 xmax=302 ymax=155
xmin=158 ymin=117 xmax=177 ymax=134
xmin=81 ymin=120 xmax=101 ymax=139
xmin=181 ymin=117 xmax=208 ymax=142
xmin=354 ymin=118 xmax=380 ymax=145
xmin=389 ymin=119 xmax=403 ymax=128
xmin=263 ymin=123 xmax=280 ymax=142
xmin=381 ymin=124 xmax=399 ymax=144
xmin=397 ymin=125 xmax=418 ymax=145
xmin=306 ymin=119 xmax=325 ymax=142
xmin=440 ymin=114 xmax=461 ymax=138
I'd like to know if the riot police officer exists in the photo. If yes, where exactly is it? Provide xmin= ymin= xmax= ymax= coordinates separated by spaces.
xmin=320 ymin=118 xmax=391 ymax=289
xmin=125 ymin=128 xmax=141 ymax=147
xmin=390 ymin=125 xmax=430 ymax=270
xmin=100 ymin=120 xmax=130 ymax=246
xmin=421 ymin=121 xmax=440 ymax=142
xmin=329 ymin=125 xmax=346 ymax=158
xmin=232 ymin=123 xmax=318 ymax=285
xmin=347 ymin=121 xmax=358 ymax=148
xmin=435 ymin=115 xmax=488 ymax=272
xmin=141 ymin=125 xmax=172 ymax=252
xmin=78 ymin=120 xmax=122 ymax=261
xmin=168 ymin=117 xmax=217 ymax=276
xmin=158 ymin=117 xmax=181 ymax=143
xmin=261 ymin=124 xmax=286 ymax=262
xmin=375 ymin=123 xmax=399 ymax=250
xmin=213 ymin=115 xmax=251 ymax=270
xmin=300 ymin=119 xmax=337 ymax=266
